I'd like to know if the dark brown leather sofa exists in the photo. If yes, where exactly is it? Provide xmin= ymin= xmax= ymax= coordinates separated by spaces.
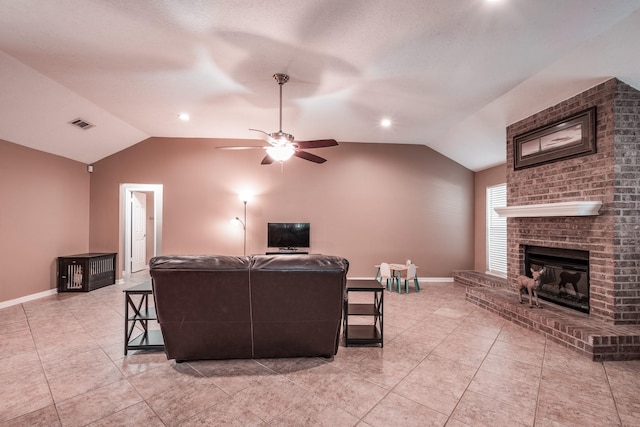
xmin=149 ymin=254 xmax=349 ymax=361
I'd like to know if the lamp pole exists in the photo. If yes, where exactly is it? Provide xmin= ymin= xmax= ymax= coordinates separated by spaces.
xmin=234 ymin=195 xmax=250 ymax=256
xmin=242 ymin=200 xmax=247 ymax=256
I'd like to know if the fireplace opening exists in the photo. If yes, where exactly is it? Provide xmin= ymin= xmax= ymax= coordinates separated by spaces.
xmin=523 ymin=246 xmax=589 ymax=313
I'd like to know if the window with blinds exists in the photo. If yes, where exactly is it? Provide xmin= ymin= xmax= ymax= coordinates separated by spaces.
xmin=486 ymin=183 xmax=507 ymax=276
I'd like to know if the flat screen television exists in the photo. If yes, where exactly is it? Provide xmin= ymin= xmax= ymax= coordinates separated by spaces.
xmin=267 ymin=222 xmax=310 ymax=249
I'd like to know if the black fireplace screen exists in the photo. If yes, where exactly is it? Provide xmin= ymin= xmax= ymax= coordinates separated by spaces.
xmin=524 ymin=246 xmax=589 ymax=313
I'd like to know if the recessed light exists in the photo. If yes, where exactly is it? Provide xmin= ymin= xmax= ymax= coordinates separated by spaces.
xmin=178 ymin=113 xmax=190 ymax=121
xmin=380 ymin=118 xmax=392 ymax=128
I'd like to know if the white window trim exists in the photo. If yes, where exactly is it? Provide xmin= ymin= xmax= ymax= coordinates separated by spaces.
xmin=486 ymin=183 xmax=507 ymax=277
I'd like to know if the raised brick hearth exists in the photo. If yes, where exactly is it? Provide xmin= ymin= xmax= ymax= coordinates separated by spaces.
xmin=464 ymin=78 xmax=640 ymax=360
xmin=455 ymin=271 xmax=640 ymax=361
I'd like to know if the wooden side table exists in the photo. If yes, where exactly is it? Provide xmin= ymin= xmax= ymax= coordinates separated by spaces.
xmin=343 ymin=279 xmax=384 ymax=347
xmin=124 ymin=281 xmax=164 ymax=355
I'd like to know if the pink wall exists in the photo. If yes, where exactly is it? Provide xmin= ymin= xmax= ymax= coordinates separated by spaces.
xmin=473 ymin=164 xmax=506 ymax=271
xmin=90 ymin=137 xmax=475 ymax=278
xmin=0 ymin=139 xmax=89 ymax=302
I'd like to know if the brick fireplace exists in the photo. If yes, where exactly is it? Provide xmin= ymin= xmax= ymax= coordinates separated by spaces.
xmin=460 ymin=78 xmax=640 ymax=361
xmin=506 ymin=78 xmax=640 ymax=326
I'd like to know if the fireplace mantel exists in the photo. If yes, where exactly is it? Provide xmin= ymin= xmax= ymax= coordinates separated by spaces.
xmin=494 ymin=201 xmax=602 ymax=218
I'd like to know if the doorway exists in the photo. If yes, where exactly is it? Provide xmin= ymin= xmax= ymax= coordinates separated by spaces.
xmin=121 ymin=184 xmax=163 ymax=278
xmin=131 ymin=191 xmax=147 ymax=272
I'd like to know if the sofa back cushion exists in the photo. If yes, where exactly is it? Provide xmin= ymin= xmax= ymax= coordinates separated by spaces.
xmin=249 ymin=254 xmax=349 ymax=357
xmin=150 ymin=255 xmax=253 ymax=360
xmin=150 ymin=255 xmax=251 ymax=322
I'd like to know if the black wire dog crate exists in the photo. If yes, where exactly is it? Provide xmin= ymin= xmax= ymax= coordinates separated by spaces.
xmin=58 ymin=253 xmax=117 ymax=292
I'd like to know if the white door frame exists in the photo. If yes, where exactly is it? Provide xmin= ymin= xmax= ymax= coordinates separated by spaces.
xmin=121 ymin=183 xmax=163 ymax=278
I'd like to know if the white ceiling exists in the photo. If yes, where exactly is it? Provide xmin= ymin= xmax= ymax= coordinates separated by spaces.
xmin=1 ymin=0 xmax=640 ymax=171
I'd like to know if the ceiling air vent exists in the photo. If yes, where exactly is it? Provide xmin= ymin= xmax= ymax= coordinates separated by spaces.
xmin=68 ymin=118 xmax=95 ymax=130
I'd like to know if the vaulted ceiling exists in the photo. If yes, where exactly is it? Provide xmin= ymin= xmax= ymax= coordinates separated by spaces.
xmin=2 ymin=1 xmax=640 ymax=171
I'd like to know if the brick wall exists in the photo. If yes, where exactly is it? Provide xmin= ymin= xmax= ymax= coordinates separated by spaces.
xmin=612 ymin=81 xmax=640 ymax=324
xmin=505 ymin=78 xmax=640 ymax=325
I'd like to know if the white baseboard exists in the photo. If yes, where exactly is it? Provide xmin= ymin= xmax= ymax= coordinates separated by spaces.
xmin=0 ymin=288 xmax=58 ymax=310
xmin=421 ymin=277 xmax=454 ymax=283
xmin=348 ymin=276 xmax=454 ymax=283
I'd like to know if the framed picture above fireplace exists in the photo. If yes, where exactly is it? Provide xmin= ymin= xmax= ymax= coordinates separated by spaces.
xmin=513 ymin=107 xmax=597 ymax=170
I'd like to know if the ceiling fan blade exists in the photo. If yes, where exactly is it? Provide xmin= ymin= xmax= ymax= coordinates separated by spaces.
xmin=294 ymin=150 xmax=327 ymax=164
xmin=261 ymin=155 xmax=275 ymax=165
xmin=216 ymin=146 xmax=266 ymax=150
xmin=295 ymin=139 xmax=339 ymax=149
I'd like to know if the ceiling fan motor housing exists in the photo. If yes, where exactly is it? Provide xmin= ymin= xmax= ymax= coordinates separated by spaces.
xmin=270 ymin=131 xmax=294 ymax=145
xmin=273 ymin=73 xmax=289 ymax=85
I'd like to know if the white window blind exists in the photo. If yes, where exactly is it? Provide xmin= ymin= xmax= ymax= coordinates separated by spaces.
xmin=486 ymin=183 xmax=507 ymax=276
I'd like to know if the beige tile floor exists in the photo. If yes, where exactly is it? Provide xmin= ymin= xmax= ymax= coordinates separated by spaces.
xmin=1 ymin=272 xmax=639 ymax=426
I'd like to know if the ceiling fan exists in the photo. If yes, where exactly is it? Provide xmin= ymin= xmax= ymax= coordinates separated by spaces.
xmin=217 ymin=73 xmax=338 ymax=164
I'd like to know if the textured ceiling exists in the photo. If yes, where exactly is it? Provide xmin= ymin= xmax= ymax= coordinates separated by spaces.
xmin=1 ymin=0 xmax=640 ymax=171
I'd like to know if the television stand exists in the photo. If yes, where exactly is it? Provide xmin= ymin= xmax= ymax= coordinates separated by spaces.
xmin=266 ymin=249 xmax=309 ymax=255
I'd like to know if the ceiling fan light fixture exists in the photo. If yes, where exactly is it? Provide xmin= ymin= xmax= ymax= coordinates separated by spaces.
xmin=266 ymin=145 xmax=295 ymax=162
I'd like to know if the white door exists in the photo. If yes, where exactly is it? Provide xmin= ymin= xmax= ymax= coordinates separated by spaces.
xmin=131 ymin=191 xmax=147 ymax=272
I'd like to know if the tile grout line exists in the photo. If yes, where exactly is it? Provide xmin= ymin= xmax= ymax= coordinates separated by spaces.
xmin=442 ymin=310 xmax=505 ymax=426
xmin=531 ymin=338 xmax=548 ymax=427
xmin=602 ymin=362 xmax=624 ymax=427
xmin=17 ymin=302 xmax=64 ymax=425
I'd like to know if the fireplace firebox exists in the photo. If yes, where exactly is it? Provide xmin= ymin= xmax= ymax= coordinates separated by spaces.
xmin=523 ymin=246 xmax=589 ymax=314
